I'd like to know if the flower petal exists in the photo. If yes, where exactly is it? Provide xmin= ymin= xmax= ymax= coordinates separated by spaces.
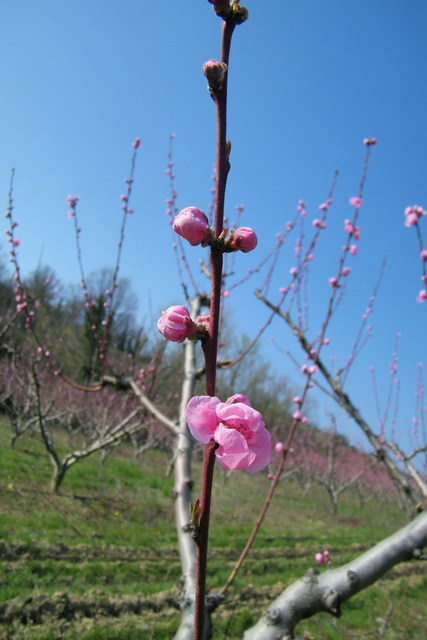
xmin=214 ymin=423 xmax=255 ymax=470
xmin=186 ymin=396 xmax=220 ymax=444
xmin=245 ymin=428 xmax=271 ymax=473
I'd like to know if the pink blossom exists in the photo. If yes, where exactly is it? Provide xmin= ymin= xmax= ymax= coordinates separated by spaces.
xmin=328 ymin=277 xmax=340 ymax=288
xmin=12 ymin=238 xmax=20 ymax=247
xmin=342 ymin=267 xmax=351 ymax=276
xmin=133 ymin=137 xmax=141 ymax=148
xmin=312 ymin=219 xmax=326 ymax=229
xmin=275 ymin=442 xmax=284 ymax=453
xmin=416 ymin=289 xmax=427 ymax=303
xmin=420 ymin=250 xmax=427 ymax=262
xmin=404 ymin=205 xmax=426 ymax=227
xmin=229 ymin=227 xmax=258 ymax=253
xmin=293 ymin=410 xmax=301 ymax=421
xmin=315 ymin=553 xmax=324 ymax=565
xmin=186 ymin=395 xmax=271 ymax=473
xmin=344 ymin=219 xmax=354 ymax=234
xmin=405 ymin=212 xmax=419 ymax=227
xmin=157 ymin=305 xmax=196 ymax=343
xmin=349 ymin=197 xmax=363 ymax=208
xmin=173 ymin=207 xmax=210 ymax=246
xmin=349 ymin=244 xmax=358 ymax=256
xmin=323 ymin=550 xmax=330 ymax=559
xmin=363 ymin=137 xmax=377 ymax=146
xmin=319 ymin=202 xmax=328 ymax=211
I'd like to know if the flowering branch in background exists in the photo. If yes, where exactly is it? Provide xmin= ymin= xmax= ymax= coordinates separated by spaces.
xmin=404 ymin=203 xmax=427 ymax=302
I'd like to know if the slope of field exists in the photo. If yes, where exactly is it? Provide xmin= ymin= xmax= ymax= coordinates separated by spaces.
xmin=0 ymin=421 xmax=425 ymax=639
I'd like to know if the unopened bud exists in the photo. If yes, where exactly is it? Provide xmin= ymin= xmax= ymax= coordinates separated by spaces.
xmin=203 ymin=59 xmax=227 ymax=92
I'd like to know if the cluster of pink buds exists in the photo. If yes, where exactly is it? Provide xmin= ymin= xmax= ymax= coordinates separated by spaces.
xmin=66 ymin=194 xmax=80 ymax=219
xmin=172 ymin=206 xmax=258 ymax=254
xmin=315 ymin=550 xmax=331 ymax=567
xmin=363 ymin=137 xmax=377 ymax=146
xmin=404 ymin=205 xmax=426 ymax=227
xmin=157 ymin=305 xmax=210 ymax=343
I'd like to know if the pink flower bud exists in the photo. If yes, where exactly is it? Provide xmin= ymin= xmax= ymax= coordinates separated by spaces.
xmin=363 ymin=137 xmax=377 ymax=146
xmin=157 ymin=305 xmax=196 ymax=343
xmin=315 ymin=553 xmax=324 ymax=565
xmin=349 ymin=197 xmax=363 ymax=208
xmin=329 ymin=277 xmax=340 ymax=288
xmin=275 ymin=442 xmax=284 ymax=453
xmin=203 ymin=59 xmax=227 ymax=91
xmin=196 ymin=315 xmax=210 ymax=330
xmin=173 ymin=207 xmax=209 ymax=246
xmin=229 ymin=227 xmax=258 ymax=253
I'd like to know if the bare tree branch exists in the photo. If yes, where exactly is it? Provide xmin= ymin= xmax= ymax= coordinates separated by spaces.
xmin=244 ymin=511 xmax=427 ymax=640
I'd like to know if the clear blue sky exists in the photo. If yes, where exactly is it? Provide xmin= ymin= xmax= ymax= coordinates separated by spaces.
xmin=1 ymin=1 xmax=426 ymax=453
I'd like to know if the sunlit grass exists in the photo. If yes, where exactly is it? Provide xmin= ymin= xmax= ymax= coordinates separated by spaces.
xmin=0 ymin=419 xmax=423 ymax=639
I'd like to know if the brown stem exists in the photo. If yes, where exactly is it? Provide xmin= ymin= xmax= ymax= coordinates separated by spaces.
xmin=193 ymin=17 xmax=236 ymax=640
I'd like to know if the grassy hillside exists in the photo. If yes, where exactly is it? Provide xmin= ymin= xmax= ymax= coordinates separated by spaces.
xmin=0 ymin=420 xmax=425 ymax=639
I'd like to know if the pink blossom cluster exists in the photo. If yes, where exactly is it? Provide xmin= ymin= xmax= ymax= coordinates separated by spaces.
xmin=66 ymin=194 xmax=80 ymax=219
xmin=186 ymin=394 xmax=271 ymax=472
xmin=404 ymin=205 xmax=426 ymax=227
xmin=315 ymin=549 xmax=331 ymax=566
xmin=172 ymin=206 xmax=257 ymax=253
xmin=363 ymin=137 xmax=377 ymax=146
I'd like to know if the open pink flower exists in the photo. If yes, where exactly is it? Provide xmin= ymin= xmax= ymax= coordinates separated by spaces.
xmin=349 ymin=197 xmax=363 ymax=208
xmin=186 ymin=395 xmax=271 ymax=473
xmin=157 ymin=305 xmax=196 ymax=342
xmin=173 ymin=207 xmax=210 ymax=246
xmin=229 ymin=227 xmax=258 ymax=253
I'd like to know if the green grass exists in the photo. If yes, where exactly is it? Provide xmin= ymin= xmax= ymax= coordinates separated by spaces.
xmin=0 ymin=419 xmax=424 ymax=639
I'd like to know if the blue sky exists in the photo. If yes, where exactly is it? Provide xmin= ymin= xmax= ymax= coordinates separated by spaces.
xmin=1 ymin=1 xmax=426 ymax=454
